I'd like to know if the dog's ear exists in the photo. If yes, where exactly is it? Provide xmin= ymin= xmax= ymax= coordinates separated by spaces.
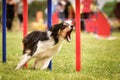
xmin=49 ymin=25 xmax=61 ymax=44
xmin=49 ymin=26 xmax=54 ymax=31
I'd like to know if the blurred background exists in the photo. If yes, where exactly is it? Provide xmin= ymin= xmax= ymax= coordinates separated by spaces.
xmin=0 ymin=0 xmax=120 ymax=32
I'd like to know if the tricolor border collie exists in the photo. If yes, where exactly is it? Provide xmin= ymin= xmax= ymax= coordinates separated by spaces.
xmin=15 ymin=20 xmax=73 ymax=70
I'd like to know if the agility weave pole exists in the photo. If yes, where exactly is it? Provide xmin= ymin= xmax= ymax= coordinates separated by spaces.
xmin=2 ymin=0 xmax=7 ymax=63
xmin=76 ymin=0 xmax=81 ymax=71
xmin=47 ymin=0 xmax=52 ymax=70
xmin=23 ymin=0 xmax=28 ymax=37
xmin=23 ymin=0 xmax=28 ymax=68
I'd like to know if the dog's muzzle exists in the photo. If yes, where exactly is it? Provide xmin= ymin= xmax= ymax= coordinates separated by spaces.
xmin=66 ymin=26 xmax=73 ymax=42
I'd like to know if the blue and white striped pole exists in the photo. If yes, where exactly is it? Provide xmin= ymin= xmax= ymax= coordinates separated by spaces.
xmin=2 ymin=0 xmax=7 ymax=62
xmin=47 ymin=0 xmax=52 ymax=70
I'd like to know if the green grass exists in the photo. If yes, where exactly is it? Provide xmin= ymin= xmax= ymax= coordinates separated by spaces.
xmin=0 ymin=31 xmax=120 ymax=80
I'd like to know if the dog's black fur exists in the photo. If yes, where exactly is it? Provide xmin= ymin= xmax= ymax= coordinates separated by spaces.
xmin=23 ymin=31 xmax=49 ymax=56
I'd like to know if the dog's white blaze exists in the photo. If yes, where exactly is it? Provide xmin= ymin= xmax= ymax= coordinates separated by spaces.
xmin=64 ymin=20 xmax=72 ymax=25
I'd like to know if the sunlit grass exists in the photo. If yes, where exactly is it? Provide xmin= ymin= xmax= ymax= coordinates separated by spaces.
xmin=0 ymin=31 xmax=120 ymax=80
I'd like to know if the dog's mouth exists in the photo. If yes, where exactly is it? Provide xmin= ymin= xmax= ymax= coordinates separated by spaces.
xmin=66 ymin=29 xmax=73 ymax=42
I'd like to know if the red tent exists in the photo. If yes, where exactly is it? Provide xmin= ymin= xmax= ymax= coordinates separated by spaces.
xmin=84 ymin=18 xmax=96 ymax=33
xmin=95 ymin=11 xmax=111 ymax=37
xmin=84 ymin=11 xmax=111 ymax=37
xmin=82 ymin=0 xmax=92 ymax=13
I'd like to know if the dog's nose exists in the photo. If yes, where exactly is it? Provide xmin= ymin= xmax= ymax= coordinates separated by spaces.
xmin=71 ymin=26 xmax=73 ymax=28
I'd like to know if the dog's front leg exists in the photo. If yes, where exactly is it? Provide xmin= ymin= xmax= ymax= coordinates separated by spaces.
xmin=40 ymin=58 xmax=52 ymax=70
xmin=15 ymin=54 xmax=31 ymax=70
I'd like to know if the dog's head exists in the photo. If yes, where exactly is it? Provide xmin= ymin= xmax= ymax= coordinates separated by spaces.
xmin=49 ymin=20 xmax=73 ymax=44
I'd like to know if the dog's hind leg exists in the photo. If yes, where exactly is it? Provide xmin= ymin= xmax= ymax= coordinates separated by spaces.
xmin=32 ymin=58 xmax=40 ymax=69
xmin=15 ymin=54 xmax=31 ymax=70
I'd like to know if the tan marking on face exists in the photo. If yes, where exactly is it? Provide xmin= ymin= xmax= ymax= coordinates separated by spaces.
xmin=59 ymin=27 xmax=71 ymax=38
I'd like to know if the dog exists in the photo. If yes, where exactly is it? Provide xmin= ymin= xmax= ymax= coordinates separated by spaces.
xmin=15 ymin=20 xmax=73 ymax=70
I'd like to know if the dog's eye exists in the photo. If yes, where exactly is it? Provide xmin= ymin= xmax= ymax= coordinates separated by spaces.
xmin=66 ymin=23 xmax=70 ymax=26
xmin=62 ymin=26 xmax=65 ymax=29
xmin=61 ymin=26 xmax=66 ymax=30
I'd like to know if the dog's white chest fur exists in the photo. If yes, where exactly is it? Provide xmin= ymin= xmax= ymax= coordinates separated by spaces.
xmin=33 ymin=37 xmax=64 ymax=59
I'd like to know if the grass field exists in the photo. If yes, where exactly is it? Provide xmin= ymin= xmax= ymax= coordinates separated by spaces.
xmin=0 ymin=31 xmax=120 ymax=80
